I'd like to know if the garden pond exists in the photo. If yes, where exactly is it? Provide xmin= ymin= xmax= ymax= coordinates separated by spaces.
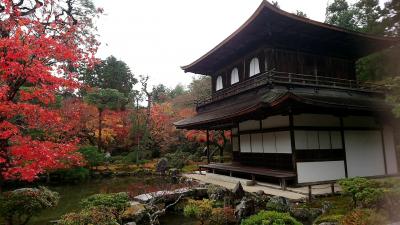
xmin=7 ymin=176 xmax=197 ymax=225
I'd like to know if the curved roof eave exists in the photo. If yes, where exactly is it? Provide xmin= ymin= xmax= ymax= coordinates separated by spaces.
xmin=181 ymin=0 xmax=400 ymax=74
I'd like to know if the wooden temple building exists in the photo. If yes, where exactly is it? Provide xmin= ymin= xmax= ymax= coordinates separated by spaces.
xmin=175 ymin=1 xmax=400 ymax=188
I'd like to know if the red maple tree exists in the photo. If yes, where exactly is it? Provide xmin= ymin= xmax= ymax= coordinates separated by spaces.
xmin=0 ymin=0 xmax=101 ymax=182
xmin=186 ymin=129 xmax=231 ymax=159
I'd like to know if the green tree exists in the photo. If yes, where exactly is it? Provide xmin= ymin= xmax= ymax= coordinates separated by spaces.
xmin=325 ymin=0 xmax=400 ymax=82
xmin=78 ymin=146 xmax=106 ymax=168
xmin=152 ymin=84 xmax=170 ymax=104
xmin=0 ymin=187 xmax=59 ymax=225
xmin=80 ymin=56 xmax=137 ymax=97
xmin=168 ymin=84 xmax=186 ymax=99
xmin=381 ymin=0 xmax=400 ymax=35
xmin=325 ymin=0 xmax=358 ymax=31
xmin=84 ymin=88 xmax=127 ymax=152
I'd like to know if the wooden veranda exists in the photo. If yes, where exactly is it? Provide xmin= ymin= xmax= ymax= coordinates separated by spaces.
xmin=199 ymin=163 xmax=297 ymax=190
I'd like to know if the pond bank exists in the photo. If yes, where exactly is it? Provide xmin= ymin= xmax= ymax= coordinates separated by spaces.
xmin=18 ymin=176 xmax=197 ymax=225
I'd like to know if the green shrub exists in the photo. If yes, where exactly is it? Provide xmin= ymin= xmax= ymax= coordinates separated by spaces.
xmin=0 ymin=187 xmax=59 ymax=225
xmin=52 ymin=167 xmax=90 ymax=183
xmin=122 ymin=151 xmax=137 ymax=164
xmin=119 ymin=150 xmax=153 ymax=164
xmin=187 ymin=150 xmax=203 ymax=162
xmin=241 ymin=210 xmax=302 ymax=225
xmin=338 ymin=177 xmax=383 ymax=208
xmin=109 ymin=155 xmax=124 ymax=164
xmin=165 ymin=150 xmax=190 ymax=169
xmin=183 ymin=199 xmax=214 ymax=225
xmin=78 ymin=146 xmax=105 ymax=167
xmin=80 ymin=192 xmax=129 ymax=214
xmin=58 ymin=206 xmax=119 ymax=225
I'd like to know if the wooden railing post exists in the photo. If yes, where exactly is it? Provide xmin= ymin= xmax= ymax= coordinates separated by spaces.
xmin=308 ymin=185 xmax=312 ymax=203
xmin=206 ymin=130 xmax=210 ymax=164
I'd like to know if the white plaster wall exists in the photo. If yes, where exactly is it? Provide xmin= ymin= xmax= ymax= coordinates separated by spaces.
xmin=240 ymin=134 xmax=251 ymax=153
xmin=294 ymin=114 xmax=340 ymax=127
xmin=331 ymin=131 xmax=343 ymax=149
xmin=343 ymin=116 xmax=379 ymax=128
xmin=251 ymin=133 xmax=264 ymax=153
xmin=295 ymin=130 xmax=308 ymax=150
xmin=345 ymin=130 xmax=385 ymax=177
xmin=239 ymin=120 xmax=260 ymax=131
xmin=319 ymin=131 xmax=331 ymax=149
xmin=275 ymin=131 xmax=292 ymax=153
xmin=295 ymin=130 xmax=343 ymax=150
xmin=307 ymin=131 xmax=319 ymax=149
xmin=262 ymin=133 xmax=276 ymax=153
xmin=232 ymin=137 xmax=239 ymax=152
xmin=232 ymin=127 xmax=238 ymax=135
xmin=262 ymin=116 xmax=289 ymax=129
xmin=297 ymin=161 xmax=346 ymax=183
xmin=383 ymin=125 xmax=398 ymax=174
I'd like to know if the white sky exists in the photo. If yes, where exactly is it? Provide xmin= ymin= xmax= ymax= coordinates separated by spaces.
xmin=93 ymin=0 xmax=388 ymax=89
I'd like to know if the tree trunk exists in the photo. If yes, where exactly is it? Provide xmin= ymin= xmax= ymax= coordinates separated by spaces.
xmin=98 ymin=109 xmax=103 ymax=152
xmin=145 ymin=93 xmax=151 ymax=128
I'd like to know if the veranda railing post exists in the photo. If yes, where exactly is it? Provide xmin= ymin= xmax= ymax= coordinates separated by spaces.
xmin=206 ymin=129 xmax=210 ymax=164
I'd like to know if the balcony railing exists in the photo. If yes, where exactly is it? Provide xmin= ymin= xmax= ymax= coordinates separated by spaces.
xmin=195 ymin=70 xmax=385 ymax=108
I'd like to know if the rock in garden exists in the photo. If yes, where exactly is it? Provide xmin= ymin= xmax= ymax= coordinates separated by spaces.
xmin=168 ymin=168 xmax=180 ymax=177
xmin=321 ymin=201 xmax=333 ymax=214
xmin=251 ymin=191 xmax=270 ymax=210
xmin=156 ymin=158 xmax=168 ymax=174
xmin=266 ymin=196 xmax=290 ymax=212
xmin=232 ymin=182 xmax=245 ymax=200
xmin=256 ymin=190 xmax=265 ymax=195
xmin=207 ymin=184 xmax=228 ymax=201
xmin=235 ymin=197 xmax=255 ymax=221
xmin=192 ymin=187 xmax=208 ymax=198
xmin=290 ymin=207 xmax=322 ymax=224
xmin=122 ymin=202 xmax=146 ymax=222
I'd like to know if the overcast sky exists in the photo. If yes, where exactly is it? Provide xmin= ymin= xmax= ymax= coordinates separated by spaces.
xmin=93 ymin=0 xmax=388 ymax=90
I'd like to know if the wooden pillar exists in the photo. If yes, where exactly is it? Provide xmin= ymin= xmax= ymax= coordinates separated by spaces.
xmin=308 ymin=185 xmax=312 ymax=203
xmin=289 ymin=107 xmax=297 ymax=173
xmin=380 ymin=125 xmax=388 ymax=175
xmin=340 ymin=117 xmax=349 ymax=178
xmin=219 ymin=145 xmax=223 ymax=163
xmin=206 ymin=129 xmax=210 ymax=164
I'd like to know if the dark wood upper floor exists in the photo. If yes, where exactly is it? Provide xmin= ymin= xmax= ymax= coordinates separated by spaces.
xmin=210 ymin=47 xmax=357 ymax=95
